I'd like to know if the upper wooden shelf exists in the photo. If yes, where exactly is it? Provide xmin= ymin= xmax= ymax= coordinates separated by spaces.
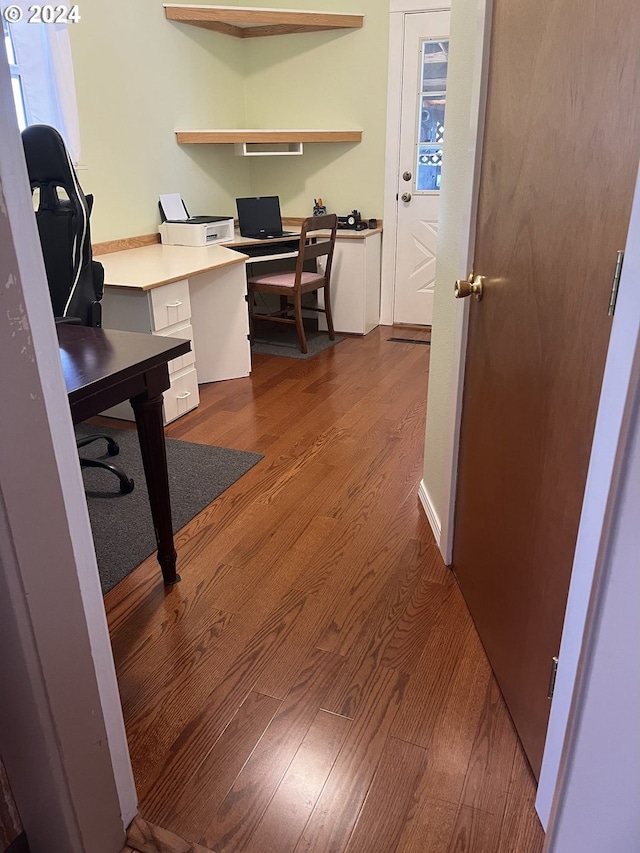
xmin=163 ymin=4 xmax=364 ymax=38
xmin=176 ymin=129 xmax=362 ymax=144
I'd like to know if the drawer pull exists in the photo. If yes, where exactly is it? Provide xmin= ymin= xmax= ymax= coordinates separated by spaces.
xmin=166 ymin=300 xmax=183 ymax=308
xmin=176 ymin=391 xmax=191 ymax=399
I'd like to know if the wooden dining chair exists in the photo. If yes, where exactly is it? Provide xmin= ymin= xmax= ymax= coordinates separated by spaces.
xmin=247 ymin=213 xmax=338 ymax=354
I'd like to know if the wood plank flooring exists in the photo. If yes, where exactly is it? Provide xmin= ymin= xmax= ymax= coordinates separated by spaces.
xmin=104 ymin=326 xmax=545 ymax=853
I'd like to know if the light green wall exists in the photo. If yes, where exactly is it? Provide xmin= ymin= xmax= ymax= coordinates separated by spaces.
xmin=241 ymin=0 xmax=389 ymax=220
xmin=70 ymin=0 xmax=250 ymax=240
xmin=69 ymin=0 xmax=390 ymax=241
xmin=422 ymin=0 xmax=483 ymax=550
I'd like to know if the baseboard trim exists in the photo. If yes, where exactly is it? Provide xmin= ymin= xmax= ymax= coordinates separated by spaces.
xmin=418 ymin=479 xmax=441 ymax=548
xmin=126 ymin=815 xmax=215 ymax=852
xmin=92 ymin=233 xmax=160 ymax=256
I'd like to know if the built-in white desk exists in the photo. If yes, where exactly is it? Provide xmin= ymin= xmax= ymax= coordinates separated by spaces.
xmin=96 ymin=243 xmax=250 ymax=423
xmin=223 ymin=226 xmax=383 ymax=335
xmin=95 ymin=225 xmax=382 ymax=423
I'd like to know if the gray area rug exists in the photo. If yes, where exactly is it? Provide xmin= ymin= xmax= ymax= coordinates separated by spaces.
xmin=251 ymin=327 xmax=344 ymax=359
xmin=76 ymin=424 xmax=263 ymax=594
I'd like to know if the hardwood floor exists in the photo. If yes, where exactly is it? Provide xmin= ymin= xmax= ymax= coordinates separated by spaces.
xmin=104 ymin=326 xmax=545 ymax=853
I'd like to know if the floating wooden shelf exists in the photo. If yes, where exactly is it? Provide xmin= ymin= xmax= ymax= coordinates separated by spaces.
xmin=176 ymin=129 xmax=362 ymax=145
xmin=164 ymin=4 xmax=364 ymax=38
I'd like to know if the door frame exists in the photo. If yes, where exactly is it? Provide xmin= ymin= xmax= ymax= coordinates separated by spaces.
xmin=538 ymin=164 xmax=640 ymax=835
xmin=381 ymin=0 xmax=451 ymax=327
xmin=0 ymin=55 xmax=137 ymax=851
xmin=418 ymin=0 xmax=640 ymax=831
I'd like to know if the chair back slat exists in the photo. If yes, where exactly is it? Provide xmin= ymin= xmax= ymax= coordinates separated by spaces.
xmin=301 ymin=238 xmax=333 ymax=261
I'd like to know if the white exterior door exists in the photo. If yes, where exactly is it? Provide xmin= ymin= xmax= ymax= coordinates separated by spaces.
xmin=392 ymin=11 xmax=450 ymax=325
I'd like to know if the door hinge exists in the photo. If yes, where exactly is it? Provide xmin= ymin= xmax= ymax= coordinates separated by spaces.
xmin=548 ymin=656 xmax=559 ymax=699
xmin=607 ymin=250 xmax=624 ymax=316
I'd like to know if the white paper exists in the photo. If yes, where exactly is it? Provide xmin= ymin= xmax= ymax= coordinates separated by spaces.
xmin=160 ymin=193 xmax=189 ymax=221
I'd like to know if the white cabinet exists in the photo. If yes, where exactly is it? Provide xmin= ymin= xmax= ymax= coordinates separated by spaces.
xmin=318 ymin=231 xmax=382 ymax=335
xmin=96 ymin=244 xmax=252 ymax=425
xmin=188 ymin=263 xmax=252 ymax=385
xmin=156 ymin=322 xmax=196 ymax=374
xmin=162 ymin=368 xmax=200 ymax=423
xmin=150 ymin=278 xmax=192 ymax=329
xmin=101 ymin=279 xmax=200 ymax=424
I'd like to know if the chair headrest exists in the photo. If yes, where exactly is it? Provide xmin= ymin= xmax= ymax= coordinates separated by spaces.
xmin=22 ymin=124 xmax=79 ymax=193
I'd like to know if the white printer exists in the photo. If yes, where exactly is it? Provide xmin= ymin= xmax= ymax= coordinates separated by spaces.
xmin=158 ymin=193 xmax=234 ymax=247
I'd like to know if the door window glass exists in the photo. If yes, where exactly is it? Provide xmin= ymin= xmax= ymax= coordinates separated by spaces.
xmin=416 ymin=39 xmax=448 ymax=192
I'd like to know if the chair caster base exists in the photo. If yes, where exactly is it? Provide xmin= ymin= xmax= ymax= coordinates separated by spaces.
xmin=120 ymin=477 xmax=134 ymax=494
xmin=80 ymin=456 xmax=135 ymax=495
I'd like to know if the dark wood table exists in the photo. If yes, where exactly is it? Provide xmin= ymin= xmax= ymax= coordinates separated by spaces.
xmin=58 ymin=325 xmax=191 ymax=585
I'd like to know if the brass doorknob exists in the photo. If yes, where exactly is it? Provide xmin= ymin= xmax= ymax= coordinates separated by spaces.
xmin=401 ymin=192 xmax=412 ymax=202
xmin=454 ymin=273 xmax=484 ymax=301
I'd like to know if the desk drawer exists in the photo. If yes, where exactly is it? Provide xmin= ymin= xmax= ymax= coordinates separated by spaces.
xmin=163 ymin=368 xmax=199 ymax=424
xmin=151 ymin=279 xmax=191 ymax=331
xmin=157 ymin=323 xmax=196 ymax=374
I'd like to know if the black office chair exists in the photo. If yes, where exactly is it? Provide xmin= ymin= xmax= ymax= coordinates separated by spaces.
xmin=22 ymin=124 xmax=134 ymax=494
